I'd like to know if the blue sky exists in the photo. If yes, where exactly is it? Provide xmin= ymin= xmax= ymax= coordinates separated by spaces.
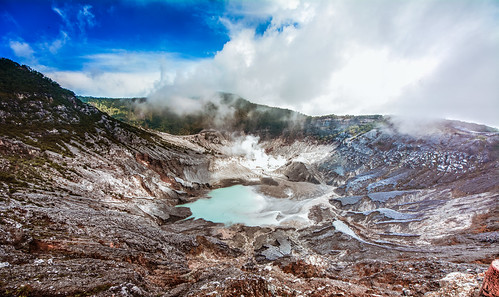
xmin=1 ymin=0 xmax=235 ymax=68
xmin=1 ymin=0 xmax=499 ymax=127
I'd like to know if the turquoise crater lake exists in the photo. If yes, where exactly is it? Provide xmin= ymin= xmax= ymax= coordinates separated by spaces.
xmin=179 ymin=185 xmax=317 ymax=226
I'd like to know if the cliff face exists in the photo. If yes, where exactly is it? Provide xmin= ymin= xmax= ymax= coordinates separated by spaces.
xmin=0 ymin=58 xmax=498 ymax=296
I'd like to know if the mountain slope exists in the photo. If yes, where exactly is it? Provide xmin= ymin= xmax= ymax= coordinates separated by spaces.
xmin=0 ymin=58 xmax=210 ymax=195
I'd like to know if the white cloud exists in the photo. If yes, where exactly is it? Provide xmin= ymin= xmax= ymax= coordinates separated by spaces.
xmin=77 ymin=5 xmax=96 ymax=34
xmin=320 ymin=48 xmax=439 ymax=116
xmin=52 ymin=7 xmax=66 ymax=21
xmin=150 ymin=0 xmax=499 ymax=127
xmin=46 ymin=70 xmax=159 ymax=98
xmin=53 ymin=4 xmax=95 ymax=37
xmin=52 ymin=6 xmax=73 ymax=34
xmin=47 ymin=31 xmax=69 ymax=54
xmin=44 ymin=51 xmax=198 ymax=98
xmin=9 ymin=40 xmax=35 ymax=61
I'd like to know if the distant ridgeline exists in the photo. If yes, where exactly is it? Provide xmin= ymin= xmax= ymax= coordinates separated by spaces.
xmin=79 ymin=95 xmax=383 ymax=140
xmin=79 ymin=95 xmax=308 ymax=138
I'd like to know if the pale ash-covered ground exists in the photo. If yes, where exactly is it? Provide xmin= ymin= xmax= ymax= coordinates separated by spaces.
xmin=1 ymin=120 xmax=498 ymax=296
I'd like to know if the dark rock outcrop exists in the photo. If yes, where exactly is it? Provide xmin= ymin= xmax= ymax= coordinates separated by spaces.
xmin=283 ymin=161 xmax=321 ymax=184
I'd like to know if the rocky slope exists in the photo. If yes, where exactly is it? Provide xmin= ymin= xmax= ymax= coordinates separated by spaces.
xmin=0 ymin=58 xmax=498 ymax=296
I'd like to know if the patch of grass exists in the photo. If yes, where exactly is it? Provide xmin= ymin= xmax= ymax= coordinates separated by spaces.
xmin=0 ymin=172 xmax=16 ymax=184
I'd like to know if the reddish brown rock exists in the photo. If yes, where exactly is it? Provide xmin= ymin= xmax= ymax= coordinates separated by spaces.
xmin=480 ymin=259 xmax=499 ymax=297
xmin=280 ymin=259 xmax=324 ymax=278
